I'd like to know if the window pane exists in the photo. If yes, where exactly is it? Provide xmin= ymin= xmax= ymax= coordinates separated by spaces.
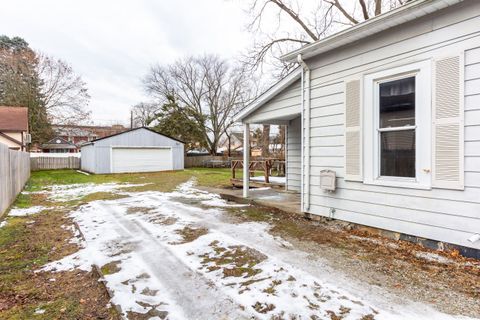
xmin=380 ymin=77 xmax=415 ymax=128
xmin=380 ymin=130 xmax=415 ymax=177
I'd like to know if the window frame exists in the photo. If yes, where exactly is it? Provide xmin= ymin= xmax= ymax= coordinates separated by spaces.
xmin=363 ymin=61 xmax=432 ymax=190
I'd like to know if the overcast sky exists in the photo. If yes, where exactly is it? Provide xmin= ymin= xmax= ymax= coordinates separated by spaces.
xmin=0 ymin=0 xmax=250 ymax=125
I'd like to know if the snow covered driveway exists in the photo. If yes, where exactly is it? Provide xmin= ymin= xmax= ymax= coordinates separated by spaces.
xmin=41 ymin=180 xmax=473 ymax=320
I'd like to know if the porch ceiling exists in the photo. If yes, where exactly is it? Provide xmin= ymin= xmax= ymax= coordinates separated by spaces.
xmin=246 ymin=112 xmax=301 ymax=125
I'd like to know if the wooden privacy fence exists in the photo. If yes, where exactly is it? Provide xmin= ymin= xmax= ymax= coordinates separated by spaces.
xmin=31 ymin=156 xmax=80 ymax=171
xmin=184 ymin=155 xmax=227 ymax=168
xmin=0 ymin=143 xmax=30 ymax=216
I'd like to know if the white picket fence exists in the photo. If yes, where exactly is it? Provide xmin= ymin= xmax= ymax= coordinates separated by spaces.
xmin=0 ymin=143 xmax=30 ymax=216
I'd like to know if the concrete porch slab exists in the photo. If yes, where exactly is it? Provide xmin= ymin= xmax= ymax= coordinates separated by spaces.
xmin=200 ymin=186 xmax=301 ymax=215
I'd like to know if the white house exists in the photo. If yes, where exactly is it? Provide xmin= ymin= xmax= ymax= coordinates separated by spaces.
xmin=236 ymin=0 xmax=480 ymax=255
xmin=80 ymin=127 xmax=184 ymax=174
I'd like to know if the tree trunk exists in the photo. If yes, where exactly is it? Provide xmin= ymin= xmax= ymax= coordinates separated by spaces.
xmin=262 ymin=125 xmax=270 ymax=158
xmin=279 ymin=125 xmax=286 ymax=158
xmin=227 ymin=134 xmax=232 ymax=157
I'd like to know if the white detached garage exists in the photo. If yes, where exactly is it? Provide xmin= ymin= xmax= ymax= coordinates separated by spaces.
xmin=80 ymin=127 xmax=184 ymax=174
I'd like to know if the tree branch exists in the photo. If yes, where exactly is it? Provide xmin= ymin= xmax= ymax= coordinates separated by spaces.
xmin=325 ymin=0 xmax=359 ymax=25
xmin=269 ymin=0 xmax=319 ymax=41
xmin=358 ymin=0 xmax=370 ymax=20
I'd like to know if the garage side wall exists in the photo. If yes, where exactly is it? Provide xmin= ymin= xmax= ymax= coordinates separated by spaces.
xmin=80 ymin=144 xmax=95 ymax=173
xmin=94 ymin=146 xmax=112 ymax=174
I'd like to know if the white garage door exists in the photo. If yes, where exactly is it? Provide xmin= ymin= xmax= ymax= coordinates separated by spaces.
xmin=112 ymin=148 xmax=173 ymax=173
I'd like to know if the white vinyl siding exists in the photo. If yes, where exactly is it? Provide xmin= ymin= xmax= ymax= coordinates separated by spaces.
xmin=465 ymin=46 xmax=480 ymax=191
xmin=244 ymin=80 xmax=301 ymax=124
xmin=304 ymin=1 xmax=480 ymax=250
xmin=287 ymin=117 xmax=301 ymax=191
xmin=80 ymin=144 xmax=95 ymax=173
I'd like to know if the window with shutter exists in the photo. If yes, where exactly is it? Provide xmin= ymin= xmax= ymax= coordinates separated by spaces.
xmin=363 ymin=61 xmax=431 ymax=189
xmin=433 ymin=56 xmax=464 ymax=190
xmin=345 ymin=80 xmax=362 ymax=181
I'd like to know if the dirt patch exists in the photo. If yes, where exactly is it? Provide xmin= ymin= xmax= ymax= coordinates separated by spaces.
xmin=101 ymin=261 xmax=122 ymax=275
xmin=140 ymin=287 xmax=158 ymax=296
xmin=252 ymin=301 xmax=275 ymax=313
xmin=127 ymin=307 xmax=168 ymax=320
xmin=126 ymin=206 xmax=154 ymax=215
xmin=79 ymin=192 xmax=128 ymax=204
xmin=262 ymin=280 xmax=282 ymax=295
xmin=199 ymin=241 xmax=267 ymax=279
xmin=104 ymin=240 xmax=137 ymax=257
xmin=172 ymin=226 xmax=208 ymax=244
xmin=0 ymin=209 xmax=117 ymax=319
xmin=224 ymin=203 xmax=480 ymax=317
xmin=149 ymin=215 xmax=178 ymax=226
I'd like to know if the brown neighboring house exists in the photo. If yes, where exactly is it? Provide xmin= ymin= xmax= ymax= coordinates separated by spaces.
xmin=51 ymin=124 xmax=127 ymax=151
xmin=0 ymin=106 xmax=29 ymax=151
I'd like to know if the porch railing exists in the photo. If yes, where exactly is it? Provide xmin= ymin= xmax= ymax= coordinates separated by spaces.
xmin=231 ymin=159 xmax=285 ymax=184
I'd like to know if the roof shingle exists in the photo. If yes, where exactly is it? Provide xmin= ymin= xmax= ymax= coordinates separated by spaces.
xmin=0 ymin=106 xmax=28 ymax=132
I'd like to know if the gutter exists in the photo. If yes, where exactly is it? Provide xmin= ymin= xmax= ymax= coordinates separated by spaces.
xmin=282 ymin=0 xmax=464 ymax=62
xmin=297 ymin=54 xmax=311 ymax=212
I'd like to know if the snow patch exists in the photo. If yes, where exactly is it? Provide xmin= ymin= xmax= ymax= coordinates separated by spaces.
xmin=8 ymin=206 xmax=48 ymax=217
xmin=39 ymin=179 xmax=472 ymax=320
xmin=414 ymin=251 xmax=454 ymax=265
xmin=34 ymin=308 xmax=46 ymax=314
xmin=29 ymin=182 xmax=149 ymax=202
xmin=251 ymin=176 xmax=285 ymax=184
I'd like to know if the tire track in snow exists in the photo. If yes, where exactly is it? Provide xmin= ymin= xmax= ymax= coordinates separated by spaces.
xmin=99 ymin=201 xmax=247 ymax=320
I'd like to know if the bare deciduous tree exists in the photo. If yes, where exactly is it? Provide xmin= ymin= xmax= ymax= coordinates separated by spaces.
xmin=243 ymin=0 xmax=409 ymax=76
xmin=144 ymin=54 xmax=253 ymax=155
xmin=131 ymin=102 xmax=160 ymax=128
xmin=37 ymin=54 xmax=91 ymax=124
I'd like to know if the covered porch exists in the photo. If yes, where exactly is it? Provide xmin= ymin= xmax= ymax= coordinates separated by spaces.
xmin=234 ymin=68 xmax=303 ymax=211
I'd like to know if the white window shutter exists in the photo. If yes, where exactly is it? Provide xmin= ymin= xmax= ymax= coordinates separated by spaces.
xmin=345 ymin=80 xmax=362 ymax=181
xmin=433 ymin=56 xmax=464 ymax=190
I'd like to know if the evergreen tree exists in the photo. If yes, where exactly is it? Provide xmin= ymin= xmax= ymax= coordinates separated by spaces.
xmin=0 ymin=35 xmax=53 ymax=144
xmin=150 ymin=95 xmax=206 ymax=153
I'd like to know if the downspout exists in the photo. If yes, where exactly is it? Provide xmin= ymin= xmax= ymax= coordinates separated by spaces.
xmin=297 ymin=54 xmax=311 ymax=212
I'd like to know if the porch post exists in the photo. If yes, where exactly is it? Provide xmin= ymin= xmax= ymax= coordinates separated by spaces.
xmin=243 ymin=123 xmax=250 ymax=198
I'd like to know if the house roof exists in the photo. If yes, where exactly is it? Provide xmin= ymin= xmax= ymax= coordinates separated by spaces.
xmin=83 ymin=127 xmax=185 ymax=146
xmin=41 ymin=137 xmax=77 ymax=149
xmin=234 ymin=68 xmax=302 ymax=122
xmin=0 ymin=106 xmax=28 ymax=132
xmin=282 ymin=0 xmax=464 ymax=62
xmin=236 ymin=0 xmax=464 ymax=123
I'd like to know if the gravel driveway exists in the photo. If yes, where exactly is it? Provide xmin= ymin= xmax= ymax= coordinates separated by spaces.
xmin=35 ymin=180 xmax=477 ymax=320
